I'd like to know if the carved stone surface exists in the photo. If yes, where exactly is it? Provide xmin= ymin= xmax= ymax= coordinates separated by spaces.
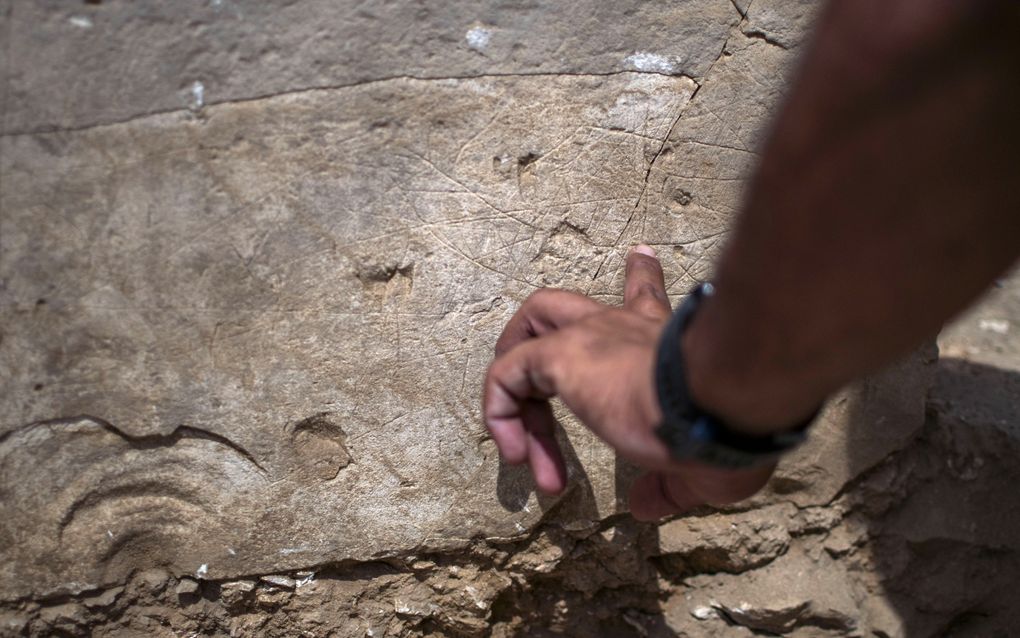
xmin=3 ymin=1 xmax=1016 ymax=637
xmin=1 ymin=70 xmax=705 ymax=599
xmin=2 ymin=0 xmax=737 ymax=135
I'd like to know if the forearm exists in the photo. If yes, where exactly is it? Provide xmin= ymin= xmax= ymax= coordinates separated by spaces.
xmin=685 ymin=0 xmax=1020 ymax=433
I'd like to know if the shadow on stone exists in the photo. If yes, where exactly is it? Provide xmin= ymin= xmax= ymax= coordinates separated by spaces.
xmin=856 ymin=359 xmax=1020 ymax=636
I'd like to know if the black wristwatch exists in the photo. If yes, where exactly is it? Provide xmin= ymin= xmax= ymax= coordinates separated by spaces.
xmin=654 ymin=283 xmax=817 ymax=468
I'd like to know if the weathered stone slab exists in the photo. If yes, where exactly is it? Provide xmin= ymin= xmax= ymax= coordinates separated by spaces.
xmin=1 ymin=72 xmax=700 ymax=599
xmin=0 ymin=0 xmax=935 ymax=620
xmin=2 ymin=0 xmax=737 ymax=133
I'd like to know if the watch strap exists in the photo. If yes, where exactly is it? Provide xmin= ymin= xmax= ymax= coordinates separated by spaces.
xmin=654 ymin=283 xmax=814 ymax=468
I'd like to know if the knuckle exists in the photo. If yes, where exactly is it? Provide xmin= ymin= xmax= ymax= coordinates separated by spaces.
xmin=521 ymin=288 xmax=559 ymax=316
xmin=486 ymin=355 xmax=509 ymax=381
xmin=628 ymin=255 xmax=661 ymax=272
xmin=638 ymin=283 xmax=664 ymax=299
xmin=634 ymin=296 xmax=657 ymax=310
xmin=636 ymin=299 xmax=667 ymax=318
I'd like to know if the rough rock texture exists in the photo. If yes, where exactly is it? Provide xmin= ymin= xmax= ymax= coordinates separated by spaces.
xmin=1 ymin=1 xmax=1018 ymax=636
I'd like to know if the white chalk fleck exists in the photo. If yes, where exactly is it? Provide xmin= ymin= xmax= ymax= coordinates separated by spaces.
xmin=279 ymin=546 xmax=311 ymax=555
xmin=189 ymin=81 xmax=205 ymax=112
xmin=296 ymin=571 xmax=316 ymax=588
xmin=69 ymin=15 xmax=93 ymax=29
xmin=106 ymin=530 xmax=113 ymax=539
xmin=465 ymin=26 xmax=493 ymax=53
xmin=514 ymin=522 xmax=526 ymax=533
xmin=226 ymin=547 xmax=237 ymax=556
xmin=625 ymin=52 xmax=678 ymax=75
xmin=195 ymin=563 xmax=209 ymax=579
xmin=979 ymin=318 xmax=1009 ymax=334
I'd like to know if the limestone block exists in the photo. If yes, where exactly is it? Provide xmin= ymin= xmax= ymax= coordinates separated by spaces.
xmin=2 ymin=0 xmax=737 ymax=133
xmin=1 ymin=72 xmax=701 ymax=600
xmin=0 ymin=0 xmax=934 ymax=622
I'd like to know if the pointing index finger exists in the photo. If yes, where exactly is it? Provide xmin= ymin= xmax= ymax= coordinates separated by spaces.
xmin=624 ymin=244 xmax=671 ymax=318
xmin=484 ymin=334 xmax=564 ymax=465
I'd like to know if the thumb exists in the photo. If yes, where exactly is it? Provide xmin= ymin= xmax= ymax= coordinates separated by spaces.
xmin=628 ymin=463 xmax=776 ymax=521
xmin=628 ymin=471 xmax=702 ymax=521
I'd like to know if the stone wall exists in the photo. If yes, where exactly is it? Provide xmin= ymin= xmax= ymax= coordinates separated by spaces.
xmin=2 ymin=1 xmax=1018 ymax=636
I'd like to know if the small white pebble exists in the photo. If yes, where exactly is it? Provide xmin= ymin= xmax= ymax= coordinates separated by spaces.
xmin=69 ymin=15 xmax=93 ymax=29
xmin=195 ymin=564 xmax=209 ymax=579
xmin=261 ymin=574 xmax=296 ymax=589
xmin=691 ymin=606 xmax=716 ymax=620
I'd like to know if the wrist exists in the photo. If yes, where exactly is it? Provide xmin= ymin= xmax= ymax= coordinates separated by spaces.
xmin=680 ymin=290 xmax=826 ymax=436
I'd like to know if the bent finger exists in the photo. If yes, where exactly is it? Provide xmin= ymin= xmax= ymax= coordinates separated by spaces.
xmin=483 ymin=336 xmax=564 ymax=463
xmin=521 ymin=400 xmax=568 ymax=494
xmin=495 ymin=288 xmax=603 ymax=356
xmin=623 ymin=245 xmax=671 ymax=319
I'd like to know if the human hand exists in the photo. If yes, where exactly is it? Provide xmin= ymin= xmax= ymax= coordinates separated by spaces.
xmin=483 ymin=245 xmax=773 ymax=520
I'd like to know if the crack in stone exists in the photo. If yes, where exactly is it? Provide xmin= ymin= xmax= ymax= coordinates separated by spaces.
xmin=0 ymin=70 xmax=701 ymax=139
xmin=615 ymin=26 xmax=743 ymax=246
xmin=0 ymin=415 xmax=268 ymax=476
xmin=736 ymin=0 xmax=789 ymax=51
xmin=742 ymin=28 xmax=790 ymax=50
xmin=614 ymin=83 xmax=700 ymax=245
xmin=728 ymin=0 xmax=747 ymax=20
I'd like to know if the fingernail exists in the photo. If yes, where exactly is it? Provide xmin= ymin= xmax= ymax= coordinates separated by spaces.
xmin=632 ymin=244 xmax=656 ymax=257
